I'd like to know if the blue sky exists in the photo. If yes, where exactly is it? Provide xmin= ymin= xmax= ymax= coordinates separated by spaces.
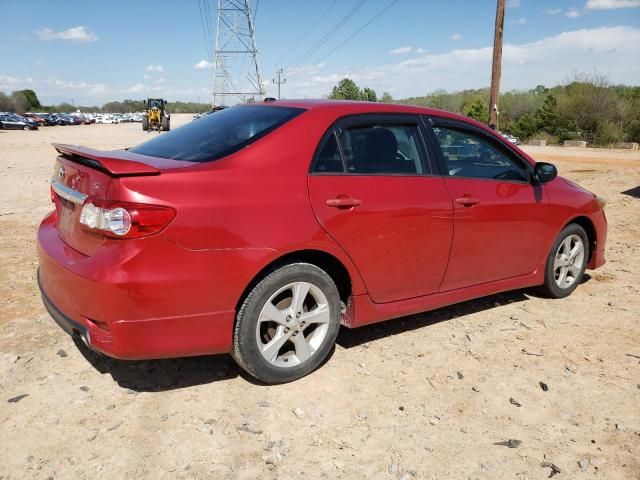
xmin=1 ymin=0 xmax=639 ymax=105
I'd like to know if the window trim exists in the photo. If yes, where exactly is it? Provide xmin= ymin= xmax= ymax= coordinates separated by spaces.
xmin=309 ymin=113 xmax=435 ymax=176
xmin=422 ymin=115 xmax=535 ymax=184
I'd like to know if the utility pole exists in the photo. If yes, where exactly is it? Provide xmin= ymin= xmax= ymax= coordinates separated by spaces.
xmin=272 ymin=67 xmax=286 ymax=99
xmin=213 ymin=0 xmax=265 ymax=107
xmin=489 ymin=0 xmax=505 ymax=131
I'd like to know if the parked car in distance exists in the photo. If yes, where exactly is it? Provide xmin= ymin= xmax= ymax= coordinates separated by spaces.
xmin=0 ymin=113 xmax=38 ymax=130
xmin=502 ymin=133 xmax=521 ymax=145
xmin=23 ymin=113 xmax=47 ymax=126
xmin=96 ymin=115 xmax=116 ymax=124
xmin=36 ymin=113 xmax=61 ymax=126
xmin=37 ymin=100 xmax=608 ymax=384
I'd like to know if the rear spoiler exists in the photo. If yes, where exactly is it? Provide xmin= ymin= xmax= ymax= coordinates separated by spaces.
xmin=53 ymin=143 xmax=160 ymax=176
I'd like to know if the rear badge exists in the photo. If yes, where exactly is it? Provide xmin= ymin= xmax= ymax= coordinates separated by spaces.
xmin=58 ymin=166 xmax=65 ymax=181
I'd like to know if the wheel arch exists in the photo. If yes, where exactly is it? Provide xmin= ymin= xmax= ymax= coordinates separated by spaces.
xmin=565 ymin=215 xmax=596 ymax=262
xmin=234 ymin=249 xmax=357 ymax=313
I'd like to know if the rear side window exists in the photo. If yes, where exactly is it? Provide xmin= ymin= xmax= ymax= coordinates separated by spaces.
xmin=130 ymin=105 xmax=304 ymax=162
xmin=314 ymin=132 xmax=344 ymax=173
xmin=339 ymin=124 xmax=424 ymax=175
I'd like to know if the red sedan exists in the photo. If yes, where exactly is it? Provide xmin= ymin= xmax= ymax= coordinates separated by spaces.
xmin=37 ymin=100 xmax=607 ymax=383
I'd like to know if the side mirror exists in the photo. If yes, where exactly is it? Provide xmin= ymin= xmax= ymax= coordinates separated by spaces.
xmin=533 ymin=162 xmax=557 ymax=184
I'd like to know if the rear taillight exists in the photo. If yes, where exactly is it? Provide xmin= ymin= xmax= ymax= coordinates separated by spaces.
xmin=79 ymin=200 xmax=175 ymax=239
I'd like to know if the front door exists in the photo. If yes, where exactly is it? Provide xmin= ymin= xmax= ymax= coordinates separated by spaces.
xmin=426 ymin=118 xmax=550 ymax=291
xmin=308 ymin=114 xmax=454 ymax=303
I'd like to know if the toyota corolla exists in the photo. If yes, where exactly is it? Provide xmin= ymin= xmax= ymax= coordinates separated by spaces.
xmin=37 ymin=100 xmax=607 ymax=383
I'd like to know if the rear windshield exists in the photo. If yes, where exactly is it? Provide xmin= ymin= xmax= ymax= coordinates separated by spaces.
xmin=130 ymin=105 xmax=305 ymax=162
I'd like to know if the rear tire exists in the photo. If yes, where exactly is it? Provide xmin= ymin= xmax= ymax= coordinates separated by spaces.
xmin=232 ymin=263 xmax=341 ymax=384
xmin=23 ymin=125 xmax=30 ymax=131
xmin=142 ymin=116 xmax=149 ymax=131
xmin=538 ymin=223 xmax=589 ymax=298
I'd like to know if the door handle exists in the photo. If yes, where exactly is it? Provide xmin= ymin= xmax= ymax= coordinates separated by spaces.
xmin=326 ymin=197 xmax=362 ymax=209
xmin=455 ymin=196 xmax=480 ymax=207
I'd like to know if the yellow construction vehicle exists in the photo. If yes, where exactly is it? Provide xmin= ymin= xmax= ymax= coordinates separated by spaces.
xmin=142 ymin=98 xmax=170 ymax=132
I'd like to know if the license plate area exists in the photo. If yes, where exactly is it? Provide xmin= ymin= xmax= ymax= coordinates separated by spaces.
xmin=58 ymin=198 xmax=77 ymax=234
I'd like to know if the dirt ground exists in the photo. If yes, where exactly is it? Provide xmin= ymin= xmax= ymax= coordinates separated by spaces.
xmin=1 ymin=115 xmax=639 ymax=479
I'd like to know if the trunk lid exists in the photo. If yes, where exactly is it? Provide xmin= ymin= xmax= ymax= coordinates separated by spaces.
xmin=50 ymin=144 xmax=192 ymax=256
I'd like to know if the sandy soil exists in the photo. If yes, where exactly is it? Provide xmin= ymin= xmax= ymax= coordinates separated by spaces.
xmin=1 ymin=116 xmax=639 ymax=479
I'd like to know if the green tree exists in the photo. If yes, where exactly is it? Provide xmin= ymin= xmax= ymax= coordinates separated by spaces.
xmin=10 ymin=91 xmax=29 ymax=113
xmin=13 ymin=89 xmax=42 ymax=110
xmin=362 ymin=87 xmax=377 ymax=102
xmin=0 ymin=92 xmax=15 ymax=111
xmin=380 ymin=91 xmax=394 ymax=103
xmin=511 ymin=113 xmax=539 ymax=140
xmin=462 ymin=99 xmax=489 ymax=124
xmin=536 ymin=93 xmax=559 ymax=134
xmin=328 ymin=78 xmax=362 ymax=100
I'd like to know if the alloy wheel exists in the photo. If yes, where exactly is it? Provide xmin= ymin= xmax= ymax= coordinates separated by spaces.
xmin=553 ymin=234 xmax=585 ymax=289
xmin=256 ymin=281 xmax=331 ymax=368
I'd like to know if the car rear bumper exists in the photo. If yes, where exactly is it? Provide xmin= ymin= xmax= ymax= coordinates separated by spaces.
xmin=37 ymin=213 xmax=235 ymax=360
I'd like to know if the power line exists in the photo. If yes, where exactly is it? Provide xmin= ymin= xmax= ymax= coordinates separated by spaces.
xmin=312 ymin=0 xmax=400 ymax=65
xmin=286 ymin=0 xmax=369 ymax=69
xmin=196 ymin=0 xmax=214 ymax=62
xmin=278 ymin=0 xmax=337 ymax=66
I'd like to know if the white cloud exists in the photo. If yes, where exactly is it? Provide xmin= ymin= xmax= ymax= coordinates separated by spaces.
xmin=389 ymin=46 xmax=412 ymax=55
xmin=507 ymin=0 xmax=521 ymax=7
xmin=283 ymin=26 xmax=640 ymax=99
xmin=36 ymin=26 xmax=98 ymax=42
xmin=0 ymin=74 xmax=20 ymax=88
xmin=194 ymin=59 xmax=214 ymax=69
xmin=143 ymin=74 xmax=150 ymax=79
xmin=146 ymin=64 xmax=164 ymax=72
xmin=545 ymin=8 xmax=563 ymax=14
xmin=565 ymin=7 xmax=585 ymax=17
xmin=586 ymin=0 xmax=640 ymax=8
xmin=451 ymin=33 xmax=462 ymax=41
xmin=122 ymin=83 xmax=145 ymax=94
xmin=511 ymin=17 xmax=527 ymax=24
xmin=156 ymin=78 xmax=166 ymax=84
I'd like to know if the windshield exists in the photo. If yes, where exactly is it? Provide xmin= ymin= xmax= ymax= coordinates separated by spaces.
xmin=130 ymin=105 xmax=305 ymax=162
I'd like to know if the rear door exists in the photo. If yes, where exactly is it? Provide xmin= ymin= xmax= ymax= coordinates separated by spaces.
xmin=308 ymin=114 xmax=454 ymax=304
xmin=424 ymin=116 xmax=549 ymax=291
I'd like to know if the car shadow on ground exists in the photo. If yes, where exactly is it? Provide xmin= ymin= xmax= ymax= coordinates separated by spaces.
xmin=73 ymin=337 xmax=243 ymax=391
xmin=73 ymin=282 xmax=588 ymax=391
xmin=621 ymin=186 xmax=640 ymax=198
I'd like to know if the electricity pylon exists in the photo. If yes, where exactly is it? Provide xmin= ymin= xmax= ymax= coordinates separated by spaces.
xmin=213 ymin=0 xmax=265 ymax=106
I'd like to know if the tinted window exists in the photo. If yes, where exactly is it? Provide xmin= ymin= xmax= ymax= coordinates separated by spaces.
xmin=130 ymin=105 xmax=304 ymax=162
xmin=432 ymin=126 xmax=527 ymax=182
xmin=313 ymin=132 xmax=344 ymax=173
xmin=339 ymin=124 xmax=424 ymax=174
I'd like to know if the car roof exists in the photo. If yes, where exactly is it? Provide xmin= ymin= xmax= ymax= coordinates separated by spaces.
xmin=253 ymin=99 xmax=483 ymax=127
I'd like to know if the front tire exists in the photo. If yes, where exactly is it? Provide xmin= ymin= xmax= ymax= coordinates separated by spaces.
xmin=539 ymin=223 xmax=589 ymax=298
xmin=232 ymin=263 xmax=341 ymax=384
xmin=142 ymin=116 xmax=149 ymax=131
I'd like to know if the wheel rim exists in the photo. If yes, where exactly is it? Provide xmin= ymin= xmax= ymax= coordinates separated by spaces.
xmin=256 ymin=281 xmax=331 ymax=368
xmin=553 ymin=234 xmax=585 ymax=289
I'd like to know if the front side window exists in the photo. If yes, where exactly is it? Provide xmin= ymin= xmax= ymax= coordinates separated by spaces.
xmin=338 ymin=124 xmax=424 ymax=175
xmin=130 ymin=105 xmax=304 ymax=162
xmin=432 ymin=126 xmax=528 ymax=182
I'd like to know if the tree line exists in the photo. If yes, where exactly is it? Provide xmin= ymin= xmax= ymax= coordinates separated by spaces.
xmin=0 ymin=90 xmax=212 ymax=115
xmin=327 ymin=73 xmax=640 ymax=146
